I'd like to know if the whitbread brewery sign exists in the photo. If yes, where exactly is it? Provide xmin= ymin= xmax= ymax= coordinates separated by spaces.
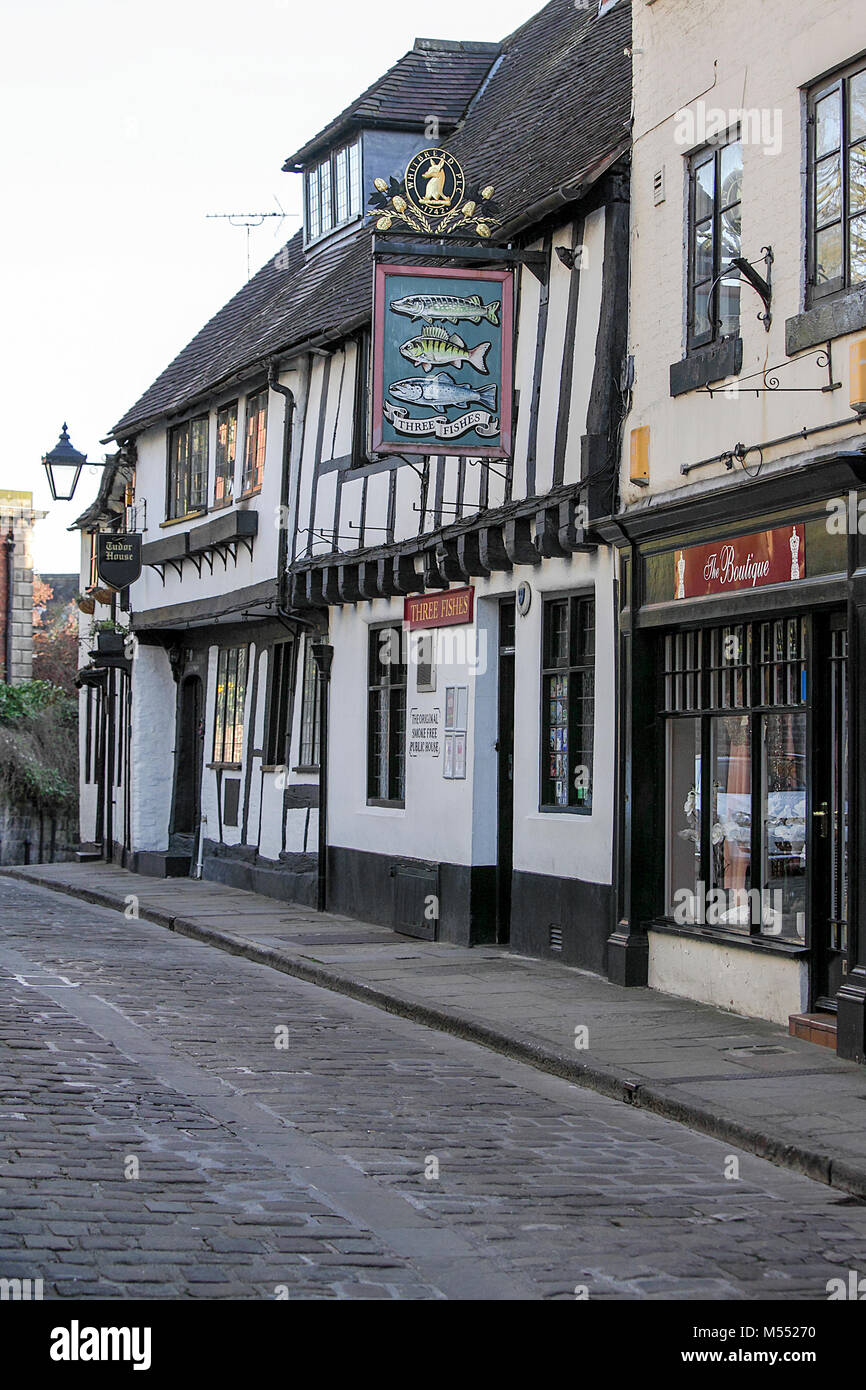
xmin=96 ymin=533 xmax=142 ymax=590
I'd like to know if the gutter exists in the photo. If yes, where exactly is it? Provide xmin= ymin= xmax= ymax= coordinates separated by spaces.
xmin=499 ymin=140 xmax=630 ymax=243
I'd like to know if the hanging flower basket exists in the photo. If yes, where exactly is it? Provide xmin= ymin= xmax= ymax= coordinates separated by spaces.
xmin=75 ymin=593 xmax=96 ymax=615
xmin=90 ymin=586 xmax=116 ymax=605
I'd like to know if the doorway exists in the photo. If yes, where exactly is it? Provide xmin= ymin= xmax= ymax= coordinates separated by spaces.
xmin=173 ymin=675 xmax=204 ymax=835
xmin=496 ymin=599 xmax=516 ymax=943
xmin=812 ymin=612 xmax=849 ymax=1010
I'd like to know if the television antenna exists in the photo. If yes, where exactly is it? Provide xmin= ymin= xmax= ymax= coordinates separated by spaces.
xmin=206 ymin=198 xmax=287 ymax=279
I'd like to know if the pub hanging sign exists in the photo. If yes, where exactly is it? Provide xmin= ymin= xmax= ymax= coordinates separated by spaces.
xmin=372 ymin=263 xmax=514 ymax=458
xmin=96 ymin=532 xmax=142 ymax=591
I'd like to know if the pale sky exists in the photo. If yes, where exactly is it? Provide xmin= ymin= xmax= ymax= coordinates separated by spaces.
xmin=1 ymin=0 xmax=542 ymax=574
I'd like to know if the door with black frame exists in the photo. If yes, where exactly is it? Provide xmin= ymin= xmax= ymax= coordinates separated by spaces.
xmin=173 ymin=675 xmax=204 ymax=836
xmin=496 ymin=599 xmax=516 ymax=944
xmin=662 ymin=613 xmax=848 ymax=1011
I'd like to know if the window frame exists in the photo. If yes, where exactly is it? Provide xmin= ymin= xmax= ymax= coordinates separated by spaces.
xmin=241 ymin=387 xmax=268 ymax=496
xmin=806 ymin=58 xmax=866 ymax=305
xmin=214 ymin=400 xmax=238 ymax=509
xmin=305 ymin=138 xmax=362 ymax=245
xmin=366 ymin=623 xmax=407 ymax=808
xmin=539 ymin=592 xmax=595 ymax=814
xmin=211 ymin=645 xmax=248 ymax=768
xmin=166 ymin=413 xmax=209 ymax=521
xmin=686 ymin=132 xmax=743 ymax=352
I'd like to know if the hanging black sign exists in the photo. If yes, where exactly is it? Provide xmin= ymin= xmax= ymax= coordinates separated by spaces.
xmin=96 ymin=533 xmax=142 ymax=590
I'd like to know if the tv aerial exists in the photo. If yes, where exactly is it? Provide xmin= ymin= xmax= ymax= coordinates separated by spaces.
xmin=206 ymin=197 xmax=288 ymax=279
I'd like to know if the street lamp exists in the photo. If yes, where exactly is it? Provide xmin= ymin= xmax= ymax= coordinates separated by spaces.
xmin=41 ymin=423 xmax=88 ymax=502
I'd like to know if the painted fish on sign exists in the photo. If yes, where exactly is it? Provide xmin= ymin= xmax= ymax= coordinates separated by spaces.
xmin=390 ymin=292 xmax=501 ymax=325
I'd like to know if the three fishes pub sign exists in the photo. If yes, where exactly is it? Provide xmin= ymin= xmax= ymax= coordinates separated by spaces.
xmin=369 ymin=149 xmax=514 ymax=459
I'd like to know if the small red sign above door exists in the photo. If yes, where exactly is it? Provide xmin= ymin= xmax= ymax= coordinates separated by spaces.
xmin=673 ymin=524 xmax=805 ymax=601
xmin=404 ymin=586 xmax=474 ymax=629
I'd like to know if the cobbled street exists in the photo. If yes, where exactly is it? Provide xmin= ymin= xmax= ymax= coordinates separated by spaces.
xmin=3 ymin=877 xmax=866 ymax=1301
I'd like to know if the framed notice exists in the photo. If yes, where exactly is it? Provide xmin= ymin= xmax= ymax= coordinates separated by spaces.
xmin=443 ymin=685 xmax=468 ymax=779
xmin=372 ymin=264 xmax=514 ymax=459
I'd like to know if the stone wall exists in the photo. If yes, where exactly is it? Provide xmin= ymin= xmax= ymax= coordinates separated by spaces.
xmin=0 ymin=491 xmax=44 ymax=685
xmin=0 ymin=797 xmax=78 ymax=866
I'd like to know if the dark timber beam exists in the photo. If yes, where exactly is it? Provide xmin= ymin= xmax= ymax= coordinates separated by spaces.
xmin=479 ymin=525 xmax=512 ymax=572
xmin=393 ymin=554 xmax=425 ymax=594
xmin=337 ymin=565 xmax=362 ymax=603
xmin=503 ymin=517 xmax=541 ymax=567
xmin=457 ymin=532 xmax=492 ymax=578
xmin=422 ymin=548 xmax=451 ymax=590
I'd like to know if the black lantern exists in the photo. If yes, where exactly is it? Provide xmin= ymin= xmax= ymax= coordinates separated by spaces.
xmin=41 ymin=423 xmax=87 ymax=502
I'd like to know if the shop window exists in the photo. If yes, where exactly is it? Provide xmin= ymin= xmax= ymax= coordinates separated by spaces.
xmin=215 ymin=402 xmax=237 ymax=507
xmin=298 ymin=641 xmax=321 ymax=770
xmin=664 ymin=618 xmax=807 ymax=940
xmin=687 ymin=134 xmax=742 ymax=350
xmin=367 ymin=625 xmax=406 ymax=806
xmin=265 ymin=640 xmax=293 ymax=767
xmin=241 ymin=388 xmax=268 ymax=494
xmin=167 ymin=415 xmax=208 ymax=520
xmin=541 ymin=595 xmax=594 ymax=810
xmin=807 ymin=59 xmax=866 ymax=302
xmin=213 ymin=646 xmax=247 ymax=766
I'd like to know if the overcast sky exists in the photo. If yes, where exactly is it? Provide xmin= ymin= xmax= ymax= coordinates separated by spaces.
xmin=0 ymin=0 xmax=541 ymax=574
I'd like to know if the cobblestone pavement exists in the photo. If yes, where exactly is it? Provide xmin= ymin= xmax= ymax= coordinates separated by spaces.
xmin=2 ymin=878 xmax=866 ymax=1300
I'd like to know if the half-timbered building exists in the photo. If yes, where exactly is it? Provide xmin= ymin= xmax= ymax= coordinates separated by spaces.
xmin=80 ymin=0 xmax=633 ymax=973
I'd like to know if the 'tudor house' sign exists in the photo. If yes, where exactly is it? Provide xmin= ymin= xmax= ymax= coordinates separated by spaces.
xmin=673 ymin=524 xmax=805 ymax=600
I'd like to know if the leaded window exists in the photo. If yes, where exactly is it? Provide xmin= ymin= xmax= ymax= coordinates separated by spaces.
xmin=167 ymin=415 xmax=208 ymax=520
xmin=213 ymin=646 xmax=247 ymax=766
xmin=241 ymin=389 xmax=267 ymax=494
xmin=306 ymin=139 xmax=362 ymax=242
xmin=215 ymin=402 xmax=237 ymax=507
xmin=367 ymin=626 xmax=406 ymax=805
xmin=541 ymin=595 xmax=594 ymax=810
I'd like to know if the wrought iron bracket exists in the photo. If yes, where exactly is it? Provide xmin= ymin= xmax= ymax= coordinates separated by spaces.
xmin=731 ymin=246 xmax=773 ymax=331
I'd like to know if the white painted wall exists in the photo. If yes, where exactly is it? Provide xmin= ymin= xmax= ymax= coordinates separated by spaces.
xmin=326 ymin=550 xmax=616 ymax=888
xmin=623 ymin=0 xmax=866 ymax=505
xmin=648 ymin=930 xmax=809 ymax=1027
xmin=129 ymin=642 xmax=175 ymax=853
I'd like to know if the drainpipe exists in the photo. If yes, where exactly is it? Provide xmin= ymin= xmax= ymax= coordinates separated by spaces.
xmin=4 ymin=529 xmax=14 ymax=683
xmin=310 ymin=641 xmax=333 ymax=913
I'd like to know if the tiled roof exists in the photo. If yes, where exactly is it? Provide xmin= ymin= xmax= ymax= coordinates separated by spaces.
xmin=109 ymin=0 xmax=631 ymax=440
xmin=282 ymin=39 xmax=501 ymax=171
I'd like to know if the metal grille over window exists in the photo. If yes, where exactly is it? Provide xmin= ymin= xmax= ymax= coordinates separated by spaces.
xmin=367 ymin=626 xmax=406 ymax=805
xmin=213 ymin=646 xmax=247 ymax=765
xmin=541 ymin=596 xmax=595 ymax=810
xmin=663 ymin=618 xmax=809 ymax=942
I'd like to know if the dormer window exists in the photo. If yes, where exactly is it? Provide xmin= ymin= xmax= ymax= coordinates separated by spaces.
xmin=306 ymin=138 xmax=361 ymax=242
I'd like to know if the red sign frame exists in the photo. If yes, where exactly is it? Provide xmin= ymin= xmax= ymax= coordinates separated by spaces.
xmin=372 ymin=263 xmax=514 ymax=459
xmin=404 ymin=587 xmax=475 ymax=629
xmin=673 ymin=524 xmax=806 ymax=600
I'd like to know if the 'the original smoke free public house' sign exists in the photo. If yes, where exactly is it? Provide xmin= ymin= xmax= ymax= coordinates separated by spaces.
xmin=96 ymin=533 xmax=142 ymax=590
xmin=404 ymin=586 xmax=474 ymax=629
xmin=673 ymin=524 xmax=806 ymax=601
xmin=372 ymin=264 xmax=514 ymax=459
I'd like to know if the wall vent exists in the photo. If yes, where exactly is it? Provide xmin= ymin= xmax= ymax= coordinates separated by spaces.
xmin=549 ymin=924 xmax=563 ymax=952
xmin=653 ymin=167 xmax=666 ymax=205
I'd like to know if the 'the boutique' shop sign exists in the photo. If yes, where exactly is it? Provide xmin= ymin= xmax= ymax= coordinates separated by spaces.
xmin=673 ymin=524 xmax=805 ymax=601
